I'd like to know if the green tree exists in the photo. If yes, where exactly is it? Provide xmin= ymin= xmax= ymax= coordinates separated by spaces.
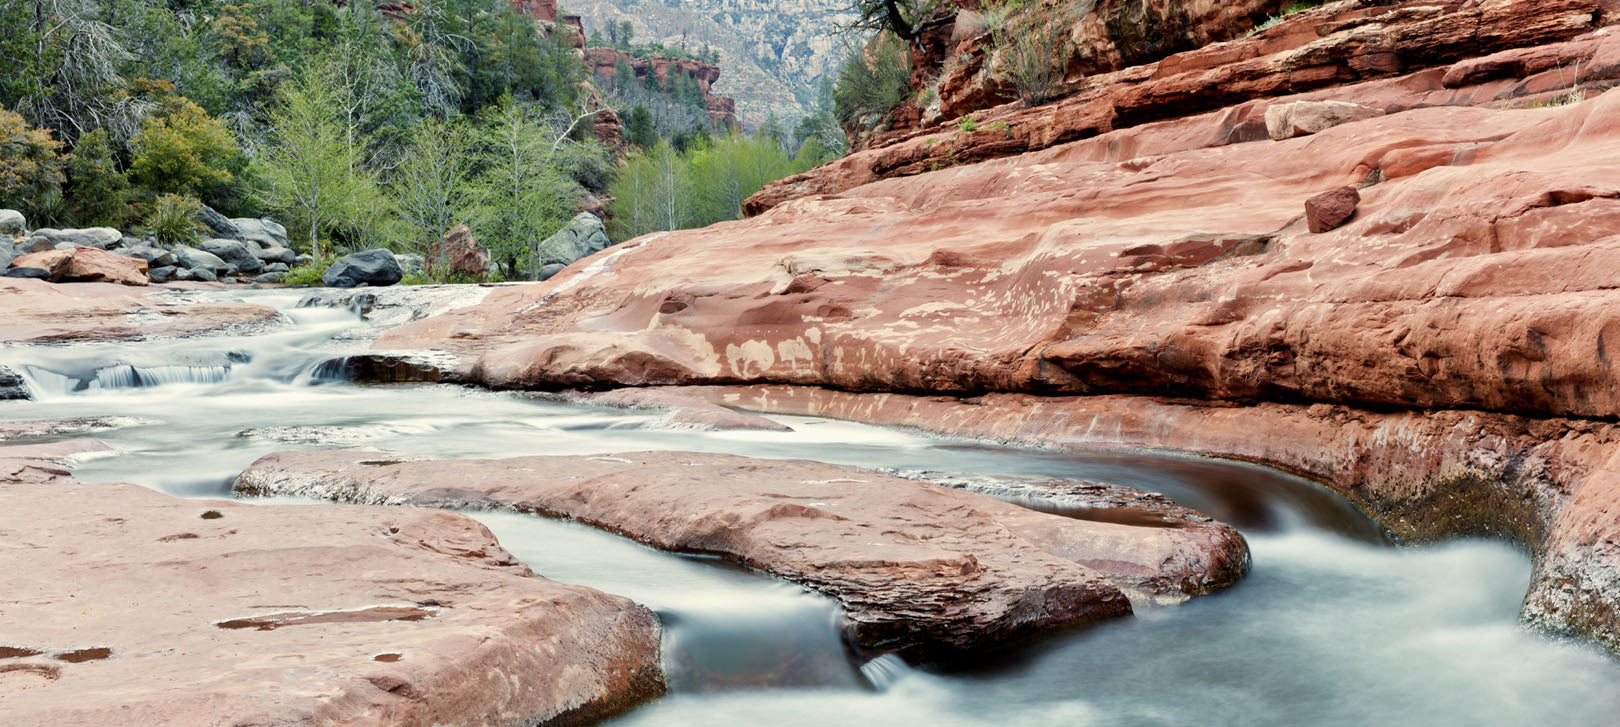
xmin=845 ymin=0 xmax=953 ymax=47
xmin=390 ymin=116 xmax=478 ymax=260
xmin=0 ymin=106 xmax=66 ymax=216
xmin=625 ymin=105 xmax=657 ymax=148
xmin=690 ymin=132 xmax=799 ymax=224
xmin=64 ymin=128 xmax=133 ymax=227
xmin=617 ymin=21 xmax=634 ymax=49
xmin=473 ymin=101 xmax=580 ymax=279
xmin=259 ymin=61 xmax=381 ymax=257
xmin=129 ymin=96 xmax=241 ymax=198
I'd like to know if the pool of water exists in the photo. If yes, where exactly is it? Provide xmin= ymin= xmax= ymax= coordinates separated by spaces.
xmin=3 ymin=288 xmax=1616 ymax=725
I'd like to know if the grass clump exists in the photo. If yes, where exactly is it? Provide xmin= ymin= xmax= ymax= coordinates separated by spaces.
xmin=141 ymin=194 xmax=207 ymax=248
xmin=833 ymin=32 xmax=913 ymax=133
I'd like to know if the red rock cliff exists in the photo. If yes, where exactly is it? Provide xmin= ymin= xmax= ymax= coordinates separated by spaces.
xmin=587 ymin=47 xmax=740 ymax=127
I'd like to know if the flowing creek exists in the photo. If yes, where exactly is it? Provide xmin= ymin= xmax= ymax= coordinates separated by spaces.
xmin=4 ymin=288 xmax=1619 ymax=725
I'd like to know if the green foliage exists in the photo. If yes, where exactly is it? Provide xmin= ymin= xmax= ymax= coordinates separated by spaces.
xmin=129 ymin=96 xmax=242 ymax=198
xmin=958 ymin=114 xmax=978 ymax=132
xmin=608 ymin=130 xmax=816 ymax=241
xmin=278 ymin=255 xmax=336 ymax=287
xmin=625 ymin=105 xmax=658 ymax=148
xmin=0 ymin=107 xmax=67 ymax=217
xmin=65 ymin=128 xmax=134 ymax=227
xmin=141 ymin=193 xmax=207 ymax=248
xmin=1252 ymin=1 xmax=1326 ymax=34
xmin=259 ymin=60 xmax=385 ymax=258
xmin=990 ymin=5 xmax=1075 ymax=106
xmin=846 ymin=0 xmax=954 ymax=44
xmin=390 ymin=116 xmax=479 ymax=255
xmin=471 ymin=100 xmax=588 ymax=279
xmin=833 ymin=33 xmax=912 ymax=133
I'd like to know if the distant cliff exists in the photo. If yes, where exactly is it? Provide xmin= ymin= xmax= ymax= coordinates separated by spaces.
xmin=586 ymin=48 xmax=739 ymax=127
xmin=567 ymin=0 xmax=853 ymax=125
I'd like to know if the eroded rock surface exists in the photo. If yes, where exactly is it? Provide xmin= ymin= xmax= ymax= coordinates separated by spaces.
xmin=0 ymin=279 xmax=278 ymax=343
xmin=235 ymin=450 xmax=1249 ymax=659
xmin=0 ymin=448 xmax=663 ymax=726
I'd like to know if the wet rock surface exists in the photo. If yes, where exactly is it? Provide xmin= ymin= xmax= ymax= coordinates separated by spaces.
xmin=7 ymin=247 xmax=149 ymax=286
xmin=0 ymin=279 xmax=278 ymax=343
xmin=0 ymin=445 xmax=664 ymax=726
xmin=235 ymin=449 xmax=1250 ymax=659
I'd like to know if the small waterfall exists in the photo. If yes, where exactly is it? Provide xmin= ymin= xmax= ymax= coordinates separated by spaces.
xmin=90 ymin=364 xmax=233 ymax=390
xmin=858 ymin=653 xmax=914 ymax=691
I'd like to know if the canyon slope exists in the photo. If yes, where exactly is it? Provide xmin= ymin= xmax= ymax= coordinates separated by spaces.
xmin=377 ymin=0 xmax=1620 ymax=652
xmin=568 ymin=0 xmax=853 ymax=124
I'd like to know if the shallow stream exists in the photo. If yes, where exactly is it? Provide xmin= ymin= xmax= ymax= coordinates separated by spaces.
xmin=4 ymin=289 xmax=1617 ymax=725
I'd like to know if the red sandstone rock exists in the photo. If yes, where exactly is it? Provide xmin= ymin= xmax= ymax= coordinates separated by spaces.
xmin=427 ymin=224 xmax=491 ymax=281
xmin=574 ymin=388 xmax=795 ymax=431
xmin=0 ymin=278 xmax=278 ymax=343
xmin=1265 ymin=100 xmax=1385 ymax=140
xmin=0 ymin=450 xmax=663 ymax=725
xmin=235 ymin=450 xmax=1249 ymax=658
xmin=8 ymin=246 xmax=148 ymax=286
xmin=669 ymin=383 xmax=1620 ymax=654
xmin=1305 ymin=186 xmax=1361 ymax=233
xmin=749 ymin=2 xmax=1616 ymax=213
xmin=585 ymin=47 xmax=738 ymax=127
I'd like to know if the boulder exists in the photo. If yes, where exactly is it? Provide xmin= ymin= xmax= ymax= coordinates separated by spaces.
xmin=18 ymin=237 xmax=57 ymax=254
xmin=0 ymin=238 xmax=14 ymax=270
xmin=201 ymin=238 xmax=263 ymax=274
xmin=236 ymin=450 xmax=1249 ymax=659
xmin=536 ymin=212 xmax=611 ymax=268
xmin=199 ymin=205 xmax=241 ymax=240
xmin=230 ymin=218 xmax=288 ymax=249
xmin=263 ymin=262 xmax=290 ymax=273
xmin=253 ymin=272 xmax=287 ymax=284
xmin=172 ymin=246 xmax=231 ymax=277
xmin=294 ymin=253 xmax=314 ymax=267
xmin=0 ymin=457 xmax=664 ymax=725
xmin=255 ymin=245 xmax=296 ymax=265
xmin=0 ymin=364 xmax=29 ymax=400
xmin=147 ymin=265 xmax=179 ymax=283
xmin=121 ymin=244 xmax=177 ymax=269
xmin=537 ymin=262 xmax=568 ymax=281
xmin=323 ymin=249 xmax=403 ymax=288
xmin=3 ymin=267 xmax=50 ymax=280
xmin=7 ymin=247 xmax=148 ymax=286
xmin=24 ymin=227 xmax=122 ymax=250
xmin=426 ymin=224 xmax=490 ymax=280
xmin=0 ymin=209 xmax=25 ymax=236
xmin=395 ymin=252 xmax=426 ymax=275
xmin=1264 ymin=100 xmax=1385 ymax=141
xmin=189 ymin=267 xmax=218 ymax=283
xmin=1305 ymin=186 xmax=1361 ymax=233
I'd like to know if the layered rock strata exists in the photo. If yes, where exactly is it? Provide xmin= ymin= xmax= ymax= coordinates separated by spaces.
xmin=235 ymin=450 xmax=1249 ymax=659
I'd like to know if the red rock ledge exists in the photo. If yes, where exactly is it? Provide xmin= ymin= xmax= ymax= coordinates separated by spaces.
xmin=234 ymin=449 xmax=1249 ymax=660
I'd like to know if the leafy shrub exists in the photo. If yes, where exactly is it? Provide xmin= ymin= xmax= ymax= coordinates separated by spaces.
xmin=141 ymin=194 xmax=207 ymax=248
xmin=0 ymin=108 xmax=66 ymax=216
xmin=832 ymin=33 xmax=912 ymax=132
xmin=277 ymin=256 xmax=334 ymax=287
xmin=958 ymin=114 xmax=979 ymax=132
xmin=130 ymin=97 xmax=241 ymax=198
xmin=992 ymin=7 xmax=1074 ymax=106
xmin=65 ymin=129 xmax=134 ymax=228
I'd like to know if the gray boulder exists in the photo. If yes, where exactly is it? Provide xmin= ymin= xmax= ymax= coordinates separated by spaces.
xmin=26 ymin=227 xmax=122 ymax=250
xmin=263 ymin=262 xmax=290 ymax=273
xmin=4 ymin=267 xmax=51 ymax=280
xmin=535 ymin=212 xmax=610 ymax=268
xmin=537 ymin=263 xmax=568 ymax=281
xmin=19 ymin=238 xmax=56 ymax=254
xmin=0 ymin=238 xmax=14 ymax=269
xmin=256 ymin=245 xmax=297 ymax=265
xmin=190 ymin=267 xmax=218 ymax=283
xmin=395 ymin=253 xmax=425 ymax=276
xmin=148 ymin=265 xmax=179 ymax=283
xmin=173 ymin=246 xmax=231 ymax=277
xmin=123 ymin=244 xmax=177 ymax=269
xmin=0 ymin=209 xmax=25 ymax=236
xmin=254 ymin=272 xmax=288 ymax=284
xmin=294 ymin=254 xmax=314 ymax=267
xmin=322 ymin=249 xmax=402 ymax=288
xmin=231 ymin=218 xmax=288 ymax=249
xmin=201 ymin=238 xmax=263 ymax=274
xmin=200 ymin=206 xmax=241 ymax=240
xmin=0 ymin=364 xmax=29 ymax=400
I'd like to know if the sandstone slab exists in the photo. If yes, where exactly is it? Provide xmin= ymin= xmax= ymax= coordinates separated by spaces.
xmin=0 ymin=454 xmax=663 ymax=726
xmin=235 ymin=450 xmax=1249 ymax=659
xmin=8 ymin=247 xmax=148 ymax=286
xmin=1264 ymin=100 xmax=1386 ymax=141
xmin=0 ymin=279 xmax=277 ymax=343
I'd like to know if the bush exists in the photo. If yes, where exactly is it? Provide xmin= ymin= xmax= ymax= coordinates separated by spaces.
xmin=278 ymin=255 xmax=335 ymax=287
xmin=130 ymin=97 xmax=241 ymax=198
xmin=832 ymin=33 xmax=912 ymax=132
xmin=141 ymin=194 xmax=207 ymax=248
xmin=992 ymin=7 xmax=1074 ymax=106
xmin=65 ymin=129 xmax=134 ymax=228
xmin=0 ymin=108 xmax=66 ymax=216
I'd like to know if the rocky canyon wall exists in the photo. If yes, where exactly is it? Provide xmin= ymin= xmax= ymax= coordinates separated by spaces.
xmin=374 ymin=0 xmax=1620 ymax=653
